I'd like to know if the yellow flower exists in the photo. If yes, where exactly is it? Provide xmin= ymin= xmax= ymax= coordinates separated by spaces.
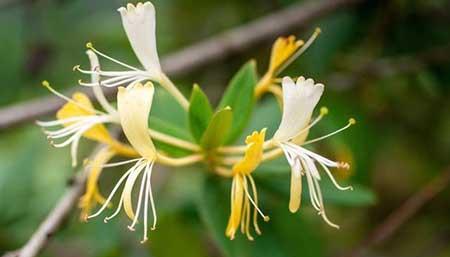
xmin=56 ymin=92 xmax=114 ymax=144
xmin=79 ymin=147 xmax=117 ymax=221
xmin=37 ymin=82 xmax=136 ymax=167
xmin=254 ymin=29 xmax=321 ymax=99
xmin=226 ymin=128 xmax=269 ymax=240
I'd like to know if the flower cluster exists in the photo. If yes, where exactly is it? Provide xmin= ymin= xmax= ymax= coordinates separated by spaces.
xmin=38 ymin=2 xmax=355 ymax=243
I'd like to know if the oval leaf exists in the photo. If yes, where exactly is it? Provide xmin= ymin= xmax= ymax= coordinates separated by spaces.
xmin=218 ymin=60 xmax=257 ymax=143
xmin=188 ymin=84 xmax=213 ymax=142
xmin=201 ymin=107 xmax=233 ymax=150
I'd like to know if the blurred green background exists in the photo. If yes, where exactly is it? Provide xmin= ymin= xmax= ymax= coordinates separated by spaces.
xmin=0 ymin=0 xmax=449 ymax=257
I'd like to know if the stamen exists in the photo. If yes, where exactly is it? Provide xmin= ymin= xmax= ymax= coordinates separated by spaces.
xmin=247 ymin=175 xmax=263 ymax=235
xmin=87 ymin=160 xmax=141 ymax=219
xmin=41 ymin=81 xmax=104 ymax=115
xmin=36 ymin=116 xmax=89 ymax=127
xmin=302 ymin=158 xmax=321 ymax=211
xmin=277 ymin=27 xmax=321 ymax=73
xmin=317 ymin=162 xmax=353 ymax=191
xmin=141 ymin=163 xmax=151 ymax=243
xmin=86 ymin=42 xmax=140 ymax=71
xmin=242 ymin=176 xmax=270 ymax=222
xmin=104 ymin=193 xmax=124 ymax=223
xmin=85 ymin=158 xmax=142 ymax=168
xmin=302 ymin=118 xmax=356 ymax=146
xmin=312 ymin=178 xmax=339 ymax=229
xmin=128 ymin=169 xmax=148 ymax=231
xmin=147 ymin=161 xmax=157 ymax=230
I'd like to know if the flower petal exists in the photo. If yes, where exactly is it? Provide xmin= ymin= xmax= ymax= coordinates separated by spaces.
xmin=232 ymin=129 xmax=266 ymax=175
xmin=118 ymin=2 xmax=161 ymax=74
xmin=117 ymin=82 xmax=156 ymax=160
xmin=56 ymin=92 xmax=112 ymax=144
xmin=273 ymin=76 xmax=324 ymax=142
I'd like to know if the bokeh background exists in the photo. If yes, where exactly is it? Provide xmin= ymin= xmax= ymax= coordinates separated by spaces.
xmin=0 ymin=0 xmax=449 ymax=257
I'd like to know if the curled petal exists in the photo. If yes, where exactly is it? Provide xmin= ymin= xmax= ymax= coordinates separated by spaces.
xmin=117 ymin=82 xmax=156 ymax=160
xmin=273 ymin=76 xmax=324 ymax=142
xmin=118 ymin=2 xmax=161 ymax=75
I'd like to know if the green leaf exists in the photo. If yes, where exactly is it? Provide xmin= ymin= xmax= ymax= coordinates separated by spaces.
xmin=201 ymin=107 xmax=233 ymax=150
xmin=218 ymin=60 xmax=257 ymax=143
xmin=188 ymin=84 xmax=213 ymax=142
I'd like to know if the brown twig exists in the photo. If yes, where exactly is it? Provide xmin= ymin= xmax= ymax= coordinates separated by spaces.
xmin=342 ymin=167 xmax=450 ymax=257
xmin=0 ymin=0 xmax=362 ymax=130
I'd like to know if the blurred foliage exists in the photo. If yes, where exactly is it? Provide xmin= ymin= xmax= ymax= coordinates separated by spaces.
xmin=1 ymin=0 xmax=450 ymax=257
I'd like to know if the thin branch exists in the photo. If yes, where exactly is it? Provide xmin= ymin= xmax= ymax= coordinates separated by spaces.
xmin=341 ymin=167 xmax=450 ymax=257
xmin=0 ymin=0 xmax=362 ymax=130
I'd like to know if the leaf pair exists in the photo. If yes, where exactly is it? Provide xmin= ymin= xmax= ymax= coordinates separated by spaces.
xmin=188 ymin=61 xmax=257 ymax=150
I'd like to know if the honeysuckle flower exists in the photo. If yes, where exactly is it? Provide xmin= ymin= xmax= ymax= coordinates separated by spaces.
xmin=226 ymin=129 xmax=269 ymax=240
xmin=87 ymin=82 xmax=157 ymax=243
xmin=37 ymin=50 xmax=136 ymax=166
xmin=74 ymin=2 xmax=189 ymax=109
xmin=254 ymin=29 xmax=321 ymax=100
xmin=272 ymin=76 xmax=354 ymax=228
xmin=119 ymin=2 xmax=161 ymax=74
xmin=75 ymin=2 xmax=160 ymax=86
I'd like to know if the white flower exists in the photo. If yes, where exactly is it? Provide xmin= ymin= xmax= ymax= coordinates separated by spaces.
xmin=118 ymin=2 xmax=161 ymax=74
xmin=273 ymin=76 xmax=324 ymax=142
xmin=87 ymin=82 xmax=158 ymax=243
xmin=272 ymin=76 xmax=354 ymax=228
xmin=75 ymin=2 xmax=161 ymax=89
xmin=74 ymin=1 xmax=190 ymax=109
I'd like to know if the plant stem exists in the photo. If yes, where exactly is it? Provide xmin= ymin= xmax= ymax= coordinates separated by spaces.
xmin=149 ymin=129 xmax=200 ymax=151
xmin=156 ymin=152 xmax=203 ymax=166
xmin=158 ymin=73 xmax=189 ymax=110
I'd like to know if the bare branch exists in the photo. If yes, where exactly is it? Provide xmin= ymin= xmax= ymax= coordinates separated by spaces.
xmin=0 ymin=0 xmax=362 ymax=130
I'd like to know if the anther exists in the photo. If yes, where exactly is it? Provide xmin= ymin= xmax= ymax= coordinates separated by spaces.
xmin=86 ymin=42 xmax=93 ymax=49
xmin=320 ymin=107 xmax=329 ymax=116
xmin=338 ymin=162 xmax=350 ymax=170
xmin=349 ymin=118 xmax=356 ymax=125
xmin=41 ymin=80 xmax=50 ymax=88
xmin=73 ymin=65 xmax=80 ymax=71
xmin=263 ymin=216 xmax=270 ymax=222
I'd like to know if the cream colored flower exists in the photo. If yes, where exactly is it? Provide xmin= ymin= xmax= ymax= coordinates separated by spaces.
xmin=272 ymin=76 xmax=354 ymax=228
xmin=75 ymin=2 xmax=161 ymax=89
xmin=87 ymin=82 xmax=157 ymax=243
xmin=118 ymin=2 xmax=161 ymax=74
